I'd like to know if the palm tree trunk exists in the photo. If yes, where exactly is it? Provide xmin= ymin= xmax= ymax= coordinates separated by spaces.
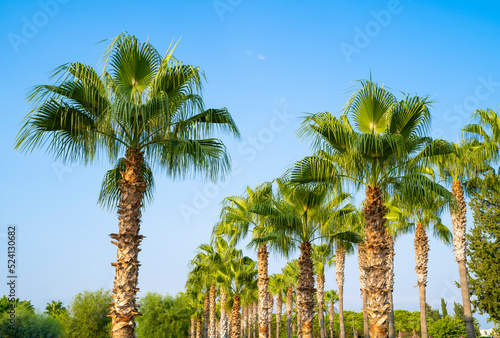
xmin=358 ymin=243 xmax=369 ymax=338
xmin=232 ymin=294 xmax=241 ymax=338
xmin=197 ymin=315 xmax=203 ymax=338
xmin=451 ymin=181 xmax=476 ymax=338
xmin=298 ymin=241 xmax=315 ymax=338
xmin=317 ymin=274 xmax=326 ymax=338
xmin=110 ymin=149 xmax=146 ymax=337
xmin=210 ymin=284 xmax=217 ymax=338
xmin=336 ymin=245 xmax=346 ymax=338
xmin=253 ymin=302 xmax=257 ymax=338
xmin=268 ymin=293 xmax=274 ymax=338
xmin=204 ymin=293 xmax=210 ymax=338
xmin=414 ymin=223 xmax=429 ymax=338
xmin=387 ymin=237 xmax=396 ymax=338
xmin=192 ymin=317 xmax=196 ymax=338
xmin=276 ymin=296 xmax=283 ymax=338
xmin=258 ymin=244 xmax=270 ymax=338
xmin=221 ymin=291 xmax=229 ymax=338
xmin=329 ymin=300 xmax=334 ymax=338
xmin=362 ymin=185 xmax=390 ymax=338
xmin=286 ymin=286 xmax=293 ymax=338
xmin=242 ymin=306 xmax=247 ymax=338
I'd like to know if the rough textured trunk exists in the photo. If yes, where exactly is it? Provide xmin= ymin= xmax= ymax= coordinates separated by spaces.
xmin=451 ymin=181 xmax=476 ymax=338
xmin=258 ymin=244 xmax=270 ymax=338
xmin=336 ymin=245 xmax=346 ymax=338
xmin=110 ymin=149 xmax=146 ymax=337
xmin=197 ymin=316 xmax=202 ymax=338
xmin=204 ymin=293 xmax=210 ymax=338
xmin=362 ymin=185 xmax=390 ymax=338
xmin=387 ymin=237 xmax=395 ymax=338
xmin=286 ymin=286 xmax=293 ymax=338
xmin=232 ymin=294 xmax=241 ymax=338
xmin=329 ymin=300 xmax=334 ymax=338
xmin=221 ymin=291 xmax=229 ymax=338
xmin=298 ymin=241 xmax=315 ymax=338
xmin=414 ymin=223 xmax=429 ymax=338
xmin=317 ymin=274 xmax=326 ymax=338
xmin=242 ymin=306 xmax=247 ymax=338
xmin=358 ymin=243 xmax=369 ymax=338
xmin=209 ymin=284 xmax=217 ymax=338
xmin=268 ymin=293 xmax=274 ymax=338
xmin=253 ymin=302 xmax=257 ymax=338
xmin=276 ymin=296 xmax=283 ymax=338
xmin=191 ymin=317 xmax=196 ymax=338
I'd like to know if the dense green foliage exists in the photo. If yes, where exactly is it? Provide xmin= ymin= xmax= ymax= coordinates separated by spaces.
xmin=469 ymin=181 xmax=500 ymax=323
xmin=59 ymin=289 xmax=111 ymax=338
xmin=0 ymin=305 xmax=62 ymax=338
xmin=136 ymin=292 xmax=191 ymax=338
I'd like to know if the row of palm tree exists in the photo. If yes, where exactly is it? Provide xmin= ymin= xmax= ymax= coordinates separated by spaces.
xmin=16 ymin=32 xmax=500 ymax=337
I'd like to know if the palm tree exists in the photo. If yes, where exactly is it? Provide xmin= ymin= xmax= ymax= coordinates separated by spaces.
xmin=312 ymin=244 xmax=335 ymax=338
xmin=269 ymin=274 xmax=288 ymax=338
xmin=324 ymin=290 xmax=338 ymax=338
xmin=431 ymin=140 xmax=491 ymax=338
xmin=214 ymin=183 xmax=275 ymax=338
xmin=216 ymin=255 xmax=257 ymax=338
xmin=290 ymin=78 xmax=451 ymax=337
xmin=252 ymin=178 xmax=358 ymax=338
xmin=186 ymin=291 xmax=206 ymax=338
xmin=282 ymin=260 xmax=300 ymax=338
xmin=390 ymin=188 xmax=453 ymax=338
xmin=44 ymin=300 xmax=66 ymax=316
xmin=15 ymin=33 xmax=239 ymax=337
xmin=188 ymin=257 xmax=212 ymax=338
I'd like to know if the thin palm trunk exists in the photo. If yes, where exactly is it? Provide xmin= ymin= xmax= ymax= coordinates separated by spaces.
xmin=210 ymin=284 xmax=217 ymax=338
xmin=276 ymin=296 xmax=283 ymax=338
xmin=387 ymin=237 xmax=395 ymax=338
xmin=110 ymin=149 xmax=146 ymax=338
xmin=317 ymin=274 xmax=326 ymax=338
xmin=286 ymin=286 xmax=293 ymax=338
xmin=298 ymin=241 xmax=315 ymax=338
xmin=242 ymin=306 xmax=247 ymax=338
xmin=197 ymin=315 xmax=202 ymax=338
xmin=253 ymin=302 xmax=257 ymax=338
xmin=358 ymin=243 xmax=369 ymax=338
xmin=329 ymin=300 xmax=334 ymax=338
xmin=362 ymin=186 xmax=390 ymax=338
xmin=221 ymin=291 xmax=229 ymax=338
xmin=258 ymin=244 xmax=269 ymax=338
xmin=451 ymin=181 xmax=476 ymax=338
xmin=191 ymin=317 xmax=196 ymax=338
xmin=204 ymin=293 xmax=210 ymax=338
xmin=268 ymin=293 xmax=274 ymax=338
xmin=414 ymin=223 xmax=429 ymax=338
xmin=336 ymin=245 xmax=346 ymax=338
xmin=232 ymin=294 xmax=241 ymax=338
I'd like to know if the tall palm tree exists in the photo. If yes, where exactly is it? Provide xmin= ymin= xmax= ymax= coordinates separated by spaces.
xmin=290 ymin=78 xmax=451 ymax=337
xmin=324 ymin=290 xmax=338 ymax=338
xmin=390 ymin=188 xmax=453 ymax=338
xmin=15 ymin=33 xmax=239 ymax=337
xmin=431 ymin=141 xmax=491 ymax=338
xmin=282 ymin=260 xmax=300 ymax=338
xmin=312 ymin=244 xmax=335 ymax=338
xmin=269 ymin=274 xmax=288 ymax=338
xmin=252 ymin=178 xmax=358 ymax=338
xmin=214 ymin=183 xmax=274 ymax=338
xmin=188 ymin=256 xmax=213 ymax=338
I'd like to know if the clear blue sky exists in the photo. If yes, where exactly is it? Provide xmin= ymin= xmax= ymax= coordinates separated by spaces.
xmin=1 ymin=0 xmax=499 ymax=328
